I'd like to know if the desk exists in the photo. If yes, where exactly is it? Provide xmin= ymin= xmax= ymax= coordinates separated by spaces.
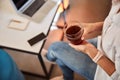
xmin=0 ymin=0 xmax=59 ymax=79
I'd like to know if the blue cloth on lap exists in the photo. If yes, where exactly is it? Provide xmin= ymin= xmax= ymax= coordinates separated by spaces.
xmin=0 ymin=49 xmax=24 ymax=80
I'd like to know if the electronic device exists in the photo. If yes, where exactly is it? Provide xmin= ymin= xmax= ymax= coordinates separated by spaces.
xmin=28 ymin=32 xmax=46 ymax=46
xmin=10 ymin=0 xmax=57 ymax=23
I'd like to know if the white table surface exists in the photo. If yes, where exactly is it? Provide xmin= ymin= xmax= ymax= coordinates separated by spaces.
xmin=0 ymin=0 xmax=60 ymax=54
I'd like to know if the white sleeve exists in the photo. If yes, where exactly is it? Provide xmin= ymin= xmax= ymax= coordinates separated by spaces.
xmin=111 ymin=34 xmax=120 ymax=80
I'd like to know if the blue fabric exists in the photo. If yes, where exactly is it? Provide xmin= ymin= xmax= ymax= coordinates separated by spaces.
xmin=0 ymin=49 xmax=25 ymax=80
xmin=46 ymin=38 xmax=97 ymax=80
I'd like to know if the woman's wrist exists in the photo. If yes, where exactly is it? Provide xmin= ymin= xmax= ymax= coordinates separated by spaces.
xmin=85 ymin=44 xmax=98 ymax=59
xmin=92 ymin=51 xmax=104 ymax=63
xmin=85 ymin=44 xmax=104 ymax=63
xmin=85 ymin=43 xmax=116 ymax=76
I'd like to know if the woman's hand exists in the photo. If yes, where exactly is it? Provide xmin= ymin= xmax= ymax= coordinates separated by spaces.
xmin=81 ymin=22 xmax=103 ymax=40
xmin=69 ymin=40 xmax=94 ymax=53
xmin=69 ymin=40 xmax=98 ymax=58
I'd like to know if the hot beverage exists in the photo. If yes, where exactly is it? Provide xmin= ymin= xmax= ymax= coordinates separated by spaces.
xmin=65 ymin=24 xmax=84 ymax=45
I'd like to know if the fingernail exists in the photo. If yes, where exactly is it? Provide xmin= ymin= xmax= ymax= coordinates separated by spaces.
xmin=81 ymin=37 xmax=84 ymax=40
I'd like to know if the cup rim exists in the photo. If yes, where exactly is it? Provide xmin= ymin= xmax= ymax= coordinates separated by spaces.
xmin=66 ymin=26 xmax=83 ymax=37
xmin=65 ymin=23 xmax=84 ymax=38
xmin=66 ymin=28 xmax=84 ymax=40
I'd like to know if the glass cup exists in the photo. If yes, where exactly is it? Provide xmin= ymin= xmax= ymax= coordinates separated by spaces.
xmin=65 ymin=22 xmax=84 ymax=45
